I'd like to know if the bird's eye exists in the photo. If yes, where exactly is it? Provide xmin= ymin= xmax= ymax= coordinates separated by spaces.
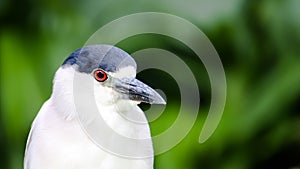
xmin=93 ymin=69 xmax=107 ymax=82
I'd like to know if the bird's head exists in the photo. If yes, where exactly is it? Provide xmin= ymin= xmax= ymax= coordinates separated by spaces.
xmin=55 ymin=44 xmax=165 ymax=109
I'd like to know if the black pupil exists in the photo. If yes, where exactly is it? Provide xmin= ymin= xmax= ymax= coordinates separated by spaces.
xmin=97 ymin=71 xmax=105 ymax=79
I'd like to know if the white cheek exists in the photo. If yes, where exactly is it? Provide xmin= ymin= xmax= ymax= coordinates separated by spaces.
xmin=93 ymin=81 xmax=117 ymax=105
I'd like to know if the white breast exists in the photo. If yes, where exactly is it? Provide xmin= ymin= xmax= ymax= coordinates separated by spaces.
xmin=24 ymin=99 xmax=154 ymax=169
xmin=24 ymin=67 xmax=154 ymax=169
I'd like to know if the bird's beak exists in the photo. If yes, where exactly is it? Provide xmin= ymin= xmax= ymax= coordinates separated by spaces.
xmin=111 ymin=78 xmax=166 ymax=104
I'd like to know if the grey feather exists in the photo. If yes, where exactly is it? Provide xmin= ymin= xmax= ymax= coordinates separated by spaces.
xmin=62 ymin=45 xmax=137 ymax=73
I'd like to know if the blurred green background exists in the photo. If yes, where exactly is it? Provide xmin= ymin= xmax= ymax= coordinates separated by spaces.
xmin=1 ymin=0 xmax=300 ymax=169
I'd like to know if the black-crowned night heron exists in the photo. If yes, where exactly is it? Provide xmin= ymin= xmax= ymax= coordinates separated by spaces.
xmin=24 ymin=45 xmax=166 ymax=169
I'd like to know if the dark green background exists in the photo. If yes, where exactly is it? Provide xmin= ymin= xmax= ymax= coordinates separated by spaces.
xmin=1 ymin=0 xmax=300 ymax=169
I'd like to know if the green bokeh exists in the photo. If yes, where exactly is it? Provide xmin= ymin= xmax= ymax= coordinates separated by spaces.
xmin=1 ymin=0 xmax=300 ymax=169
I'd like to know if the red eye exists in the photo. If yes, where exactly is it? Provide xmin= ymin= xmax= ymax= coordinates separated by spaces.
xmin=94 ymin=69 xmax=107 ymax=82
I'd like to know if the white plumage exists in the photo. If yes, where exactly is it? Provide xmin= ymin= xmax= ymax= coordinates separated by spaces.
xmin=24 ymin=45 xmax=165 ymax=169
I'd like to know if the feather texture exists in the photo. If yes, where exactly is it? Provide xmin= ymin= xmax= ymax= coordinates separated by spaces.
xmin=24 ymin=66 xmax=154 ymax=169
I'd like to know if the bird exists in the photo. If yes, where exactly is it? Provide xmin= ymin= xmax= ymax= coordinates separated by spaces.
xmin=24 ymin=44 xmax=166 ymax=169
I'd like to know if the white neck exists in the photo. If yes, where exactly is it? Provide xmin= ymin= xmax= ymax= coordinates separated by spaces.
xmin=50 ymin=65 xmax=153 ymax=148
xmin=51 ymin=66 xmax=78 ymax=120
